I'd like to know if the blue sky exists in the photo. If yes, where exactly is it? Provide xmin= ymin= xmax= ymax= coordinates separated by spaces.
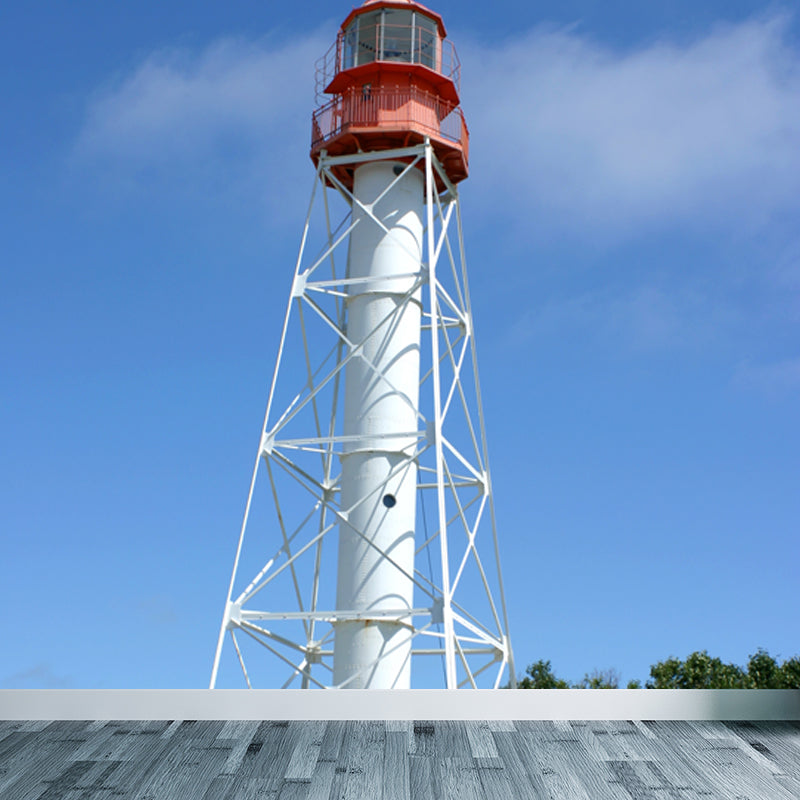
xmin=2 ymin=0 xmax=798 ymax=689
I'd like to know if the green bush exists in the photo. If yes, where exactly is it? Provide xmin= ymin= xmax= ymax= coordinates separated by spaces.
xmin=511 ymin=648 xmax=800 ymax=688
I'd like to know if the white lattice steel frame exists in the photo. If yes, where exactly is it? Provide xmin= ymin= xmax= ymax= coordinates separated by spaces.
xmin=210 ymin=141 xmax=516 ymax=689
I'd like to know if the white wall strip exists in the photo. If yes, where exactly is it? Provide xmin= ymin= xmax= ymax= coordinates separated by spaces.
xmin=1 ymin=689 xmax=798 ymax=720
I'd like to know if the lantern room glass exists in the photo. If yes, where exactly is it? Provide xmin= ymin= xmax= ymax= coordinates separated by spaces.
xmin=342 ymin=9 xmax=439 ymax=71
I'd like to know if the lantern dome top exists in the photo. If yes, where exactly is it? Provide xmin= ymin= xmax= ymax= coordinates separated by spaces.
xmin=341 ymin=0 xmax=447 ymax=38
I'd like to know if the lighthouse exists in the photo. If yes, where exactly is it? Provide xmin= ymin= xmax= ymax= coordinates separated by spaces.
xmin=211 ymin=0 xmax=514 ymax=690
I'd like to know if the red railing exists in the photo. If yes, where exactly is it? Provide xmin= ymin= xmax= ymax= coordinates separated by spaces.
xmin=311 ymin=86 xmax=467 ymax=152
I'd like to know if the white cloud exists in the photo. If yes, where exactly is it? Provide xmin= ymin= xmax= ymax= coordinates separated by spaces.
xmin=771 ymin=239 xmax=800 ymax=292
xmin=75 ymin=15 xmax=800 ymax=239
xmin=510 ymin=283 xmax=734 ymax=352
xmin=78 ymin=34 xmax=326 ymax=161
xmin=461 ymin=15 xmax=800 ymax=236
xmin=1 ymin=662 xmax=74 ymax=689
xmin=136 ymin=593 xmax=179 ymax=627
xmin=75 ymin=32 xmax=329 ymax=217
xmin=734 ymin=357 xmax=800 ymax=395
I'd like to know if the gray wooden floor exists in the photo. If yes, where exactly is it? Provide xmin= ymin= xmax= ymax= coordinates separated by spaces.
xmin=1 ymin=719 xmax=798 ymax=799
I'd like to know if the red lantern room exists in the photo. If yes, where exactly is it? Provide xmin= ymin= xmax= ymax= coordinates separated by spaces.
xmin=311 ymin=0 xmax=469 ymax=189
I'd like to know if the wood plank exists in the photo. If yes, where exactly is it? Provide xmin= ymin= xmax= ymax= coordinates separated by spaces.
xmin=565 ymin=751 xmax=629 ymax=798
xmin=476 ymin=753 xmax=517 ymax=799
xmin=0 ymin=723 xmax=93 ymax=800
xmin=217 ymin=720 xmax=263 ymax=776
xmin=464 ymin=720 xmax=498 ymax=759
xmin=385 ymin=719 xmax=413 ymax=759
xmin=0 ymin=730 xmax=35 ymax=765
xmin=572 ymin=720 xmax=644 ymax=762
xmin=648 ymin=721 xmax=750 ymax=800
xmin=219 ymin=720 xmax=291 ymax=798
xmin=277 ymin=777 xmax=311 ymax=800
xmin=109 ymin=721 xmax=221 ymax=799
xmin=216 ymin=719 xmax=262 ymax=741
xmin=200 ymin=774 xmax=236 ymax=800
xmin=34 ymin=760 xmax=97 ymax=800
xmin=228 ymin=720 xmax=279 ymax=779
xmin=64 ymin=721 xmax=122 ymax=763
xmin=606 ymin=760 xmax=662 ymax=800
xmin=690 ymin=720 xmax=730 ymax=740
xmin=689 ymin=728 xmax=799 ymax=800
xmin=433 ymin=721 xmax=471 ymax=761
xmin=582 ymin=720 xmax=665 ymax=762
xmin=49 ymin=759 xmax=124 ymax=800
xmin=97 ymin=721 xmax=169 ymax=762
xmin=648 ymin=720 xmax=740 ymax=799
xmin=607 ymin=720 xmax=663 ymax=758
xmin=79 ymin=720 xmax=172 ymax=763
xmin=337 ymin=719 xmax=384 ymax=800
xmin=172 ymin=744 xmax=232 ymax=800
xmin=411 ymin=720 xmax=436 ymax=756
xmin=305 ymin=753 xmax=337 ymax=800
xmin=15 ymin=720 xmax=54 ymax=732
xmin=409 ymin=724 xmax=440 ymax=798
xmin=216 ymin=726 xmax=289 ymax=800
xmin=409 ymin=754 xmax=438 ymax=800
xmin=256 ymin=722 xmax=305 ymax=793
xmin=124 ymin=721 xmax=227 ymax=800
xmin=319 ymin=719 xmax=346 ymax=763
xmin=158 ymin=719 xmax=184 ymax=741
xmin=382 ymin=730 xmax=410 ymax=800
xmin=631 ymin=725 xmax=720 ymax=800
xmin=726 ymin=721 xmax=800 ymax=786
xmin=568 ymin=720 xmax=614 ymax=762
xmin=478 ymin=768 xmax=512 ymax=800
xmin=485 ymin=720 xmax=516 ymax=732
xmin=75 ymin=720 xmax=178 ymax=798
xmin=83 ymin=719 xmax=108 ymax=734
xmin=546 ymin=724 xmax=629 ymax=799
xmin=633 ymin=759 xmax=701 ymax=800
xmin=232 ymin=777 xmax=281 ymax=799
xmin=632 ymin=719 xmax=658 ymax=740
xmin=690 ymin=720 xmax=795 ymax=794
xmin=514 ymin=721 xmax=593 ymax=800
xmin=434 ymin=757 xmax=483 ymax=800
xmin=247 ymin=721 xmax=296 ymax=780
xmin=284 ymin=720 xmax=326 ymax=782
xmin=0 ymin=720 xmax=19 ymax=740
xmin=0 ymin=731 xmax=36 ymax=791
xmin=704 ymin=730 xmax=787 ymax=781
xmin=492 ymin=730 xmax=549 ymax=797
xmin=0 ymin=717 xmax=799 ymax=799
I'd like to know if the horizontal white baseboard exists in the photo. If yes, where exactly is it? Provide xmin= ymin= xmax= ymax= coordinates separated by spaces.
xmin=1 ymin=689 xmax=798 ymax=720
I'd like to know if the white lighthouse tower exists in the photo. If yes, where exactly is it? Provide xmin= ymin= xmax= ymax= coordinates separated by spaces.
xmin=210 ymin=0 xmax=515 ymax=689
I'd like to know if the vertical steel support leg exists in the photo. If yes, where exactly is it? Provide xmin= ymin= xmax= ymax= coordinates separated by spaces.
xmin=425 ymin=140 xmax=457 ymax=689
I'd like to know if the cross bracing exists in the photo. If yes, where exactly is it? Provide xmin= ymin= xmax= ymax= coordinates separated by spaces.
xmin=210 ymin=141 xmax=515 ymax=689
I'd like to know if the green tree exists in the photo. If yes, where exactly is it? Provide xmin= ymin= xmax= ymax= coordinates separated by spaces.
xmin=517 ymin=659 xmax=570 ymax=689
xmin=515 ymin=662 xmax=625 ymax=688
xmin=647 ymin=650 xmax=748 ymax=688
xmin=575 ymin=668 xmax=620 ymax=689
xmin=746 ymin=649 xmax=781 ymax=688
xmin=512 ymin=649 xmax=800 ymax=689
xmin=778 ymin=656 xmax=800 ymax=688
